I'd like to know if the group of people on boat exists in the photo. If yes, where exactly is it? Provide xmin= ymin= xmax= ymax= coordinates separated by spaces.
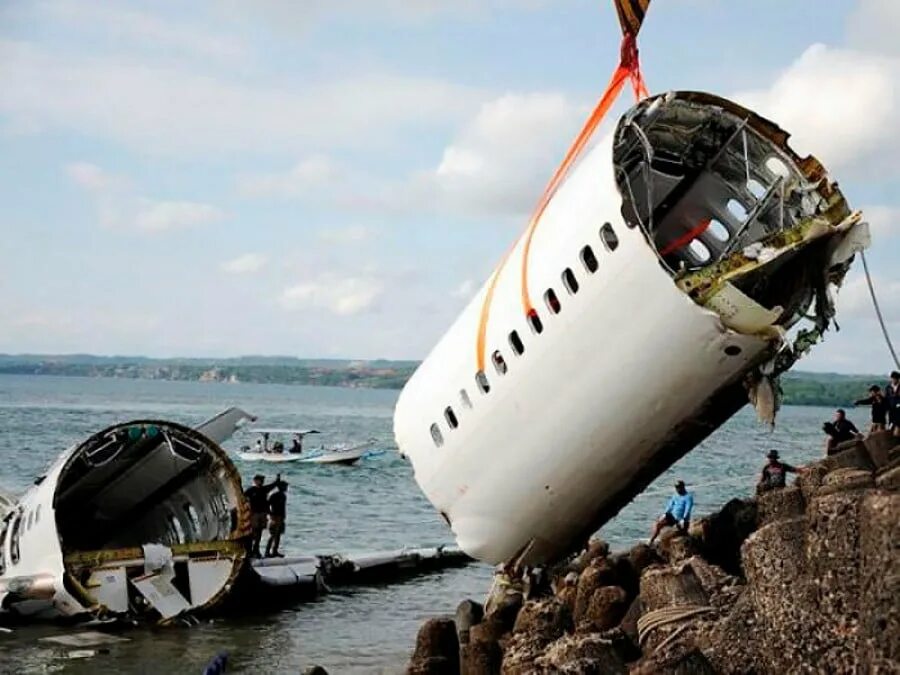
xmin=244 ymin=473 xmax=288 ymax=558
xmin=251 ymin=433 xmax=304 ymax=455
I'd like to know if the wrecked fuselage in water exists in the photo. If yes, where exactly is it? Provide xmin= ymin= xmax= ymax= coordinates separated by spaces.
xmin=394 ymin=91 xmax=869 ymax=567
xmin=0 ymin=409 xmax=254 ymax=623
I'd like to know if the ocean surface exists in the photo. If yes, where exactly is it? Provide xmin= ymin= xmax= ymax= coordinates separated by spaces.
xmin=0 ymin=375 xmax=862 ymax=674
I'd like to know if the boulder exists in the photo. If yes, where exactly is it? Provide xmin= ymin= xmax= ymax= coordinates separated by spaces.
xmin=512 ymin=597 xmax=571 ymax=642
xmin=631 ymin=647 xmax=717 ymax=675
xmin=875 ymin=462 xmax=900 ymax=490
xmin=822 ymin=441 xmax=875 ymax=471
xmin=858 ymin=491 xmax=900 ymax=669
xmin=573 ymin=558 xmax=617 ymax=622
xmin=461 ymin=634 xmax=502 ymax=675
xmin=756 ymin=485 xmax=805 ymax=526
xmin=578 ymin=585 xmax=628 ymax=633
xmin=534 ymin=633 xmax=627 ymax=674
xmin=456 ymin=599 xmax=484 ymax=646
xmin=618 ymin=595 xmax=642 ymax=646
xmin=657 ymin=530 xmax=699 ymax=565
xmin=863 ymin=430 xmax=895 ymax=468
xmin=407 ymin=618 xmax=460 ymax=675
xmin=695 ymin=498 xmax=757 ymax=576
xmin=816 ymin=467 xmax=874 ymax=496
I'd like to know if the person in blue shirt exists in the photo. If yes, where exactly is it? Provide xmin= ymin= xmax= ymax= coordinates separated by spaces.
xmin=649 ymin=480 xmax=693 ymax=544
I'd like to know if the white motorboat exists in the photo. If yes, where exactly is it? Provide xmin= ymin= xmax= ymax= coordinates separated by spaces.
xmin=237 ymin=428 xmax=375 ymax=465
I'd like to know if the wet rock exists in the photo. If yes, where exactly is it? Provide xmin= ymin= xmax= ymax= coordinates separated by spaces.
xmin=303 ymin=667 xmax=329 ymax=675
xmin=456 ymin=599 xmax=484 ymax=646
xmin=573 ymin=558 xmax=617 ymax=622
xmin=534 ymin=633 xmax=627 ymax=674
xmin=755 ymin=485 xmax=805 ymax=525
xmin=577 ymin=585 xmax=628 ymax=633
xmin=407 ymin=618 xmax=460 ymax=675
xmin=512 ymin=597 xmax=571 ymax=642
xmin=859 ymin=491 xmax=900 ymax=669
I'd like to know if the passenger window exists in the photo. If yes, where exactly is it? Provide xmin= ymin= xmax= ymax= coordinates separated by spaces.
xmin=727 ymin=199 xmax=748 ymax=221
xmin=475 ymin=370 xmax=490 ymax=394
xmin=708 ymin=219 xmax=730 ymax=242
xmin=9 ymin=513 xmax=22 ymax=565
xmin=544 ymin=288 xmax=561 ymax=314
xmin=746 ymin=179 xmax=767 ymax=199
xmin=0 ymin=520 xmax=7 ymax=575
xmin=527 ymin=309 xmax=543 ymax=334
xmin=509 ymin=330 xmax=525 ymax=355
xmin=600 ymin=223 xmax=619 ymax=251
xmin=581 ymin=245 xmax=598 ymax=273
xmin=492 ymin=350 xmax=508 ymax=375
xmin=26 ymin=511 xmax=33 ymax=531
xmin=460 ymin=389 xmax=473 ymax=409
xmin=430 ymin=423 xmax=444 ymax=448
xmin=168 ymin=514 xmax=185 ymax=544
xmin=184 ymin=503 xmax=201 ymax=536
xmin=562 ymin=268 xmax=579 ymax=295
xmin=689 ymin=239 xmax=711 ymax=263
xmin=35 ymin=505 xmax=41 ymax=524
xmin=445 ymin=407 xmax=459 ymax=429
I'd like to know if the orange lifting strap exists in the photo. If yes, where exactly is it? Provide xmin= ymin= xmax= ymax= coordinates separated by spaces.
xmin=476 ymin=4 xmax=651 ymax=372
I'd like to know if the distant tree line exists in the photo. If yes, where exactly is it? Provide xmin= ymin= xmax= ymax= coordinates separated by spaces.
xmin=0 ymin=355 xmax=887 ymax=406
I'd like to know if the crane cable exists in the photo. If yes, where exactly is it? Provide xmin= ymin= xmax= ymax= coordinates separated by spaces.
xmin=860 ymin=250 xmax=899 ymax=370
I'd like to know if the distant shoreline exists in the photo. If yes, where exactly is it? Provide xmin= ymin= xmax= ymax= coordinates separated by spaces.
xmin=0 ymin=355 xmax=887 ymax=406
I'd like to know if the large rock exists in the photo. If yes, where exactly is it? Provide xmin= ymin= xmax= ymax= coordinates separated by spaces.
xmin=534 ymin=633 xmax=627 ymax=674
xmin=864 ymin=430 xmax=896 ymax=468
xmin=756 ymin=485 xmax=805 ymax=526
xmin=573 ymin=558 xmax=617 ymax=622
xmin=456 ymin=599 xmax=484 ymax=646
xmin=512 ymin=597 xmax=571 ymax=642
xmin=638 ymin=564 xmax=710 ymax=653
xmin=695 ymin=498 xmax=757 ymax=576
xmin=461 ymin=633 xmax=502 ymax=675
xmin=407 ymin=617 xmax=460 ymax=675
xmin=657 ymin=530 xmax=699 ymax=565
xmin=631 ymin=647 xmax=717 ymax=675
xmin=578 ymin=585 xmax=628 ymax=633
xmin=859 ymin=491 xmax=900 ymax=670
xmin=823 ymin=441 xmax=875 ymax=471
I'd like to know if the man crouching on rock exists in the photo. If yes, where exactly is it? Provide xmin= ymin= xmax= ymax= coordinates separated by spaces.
xmin=649 ymin=480 xmax=693 ymax=545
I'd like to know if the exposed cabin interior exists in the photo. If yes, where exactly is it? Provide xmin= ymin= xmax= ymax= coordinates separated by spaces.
xmin=611 ymin=92 xmax=853 ymax=336
xmin=52 ymin=421 xmax=247 ymax=618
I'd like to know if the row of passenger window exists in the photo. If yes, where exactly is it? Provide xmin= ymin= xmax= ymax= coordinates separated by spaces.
xmin=429 ymin=223 xmax=621 ymax=447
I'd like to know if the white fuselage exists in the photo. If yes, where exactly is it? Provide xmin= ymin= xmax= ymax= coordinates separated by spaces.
xmin=394 ymin=133 xmax=770 ymax=566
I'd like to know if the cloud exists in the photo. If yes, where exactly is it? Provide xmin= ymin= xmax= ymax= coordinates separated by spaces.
xmin=862 ymin=205 xmax=899 ymax=241
xmin=237 ymin=156 xmax=341 ymax=198
xmin=451 ymin=279 xmax=476 ymax=299
xmin=35 ymin=0 xmax=247 ymax=63
xmin=733 ymin=44 xmax=899 ymax=174
xmin=66 ymin=161 xmax=226 ymax=233
xmin=837 ymin=272 xmax=900 ymax=323
xmin=847 ymin=0 xmax=900 ymax=56
xmin=0 ymin=40 xmax=480 ymax=157
xmin=220 ymin=253 xmax=269 ymax=274
xmin=318 ymin=225 xmax=376 ymax=244
xmin=279 ymin=275 xmax=384 ymax=315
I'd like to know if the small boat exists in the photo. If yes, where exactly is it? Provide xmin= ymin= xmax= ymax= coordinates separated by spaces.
xmin=236 ymin=428 xmax=375 ymax=465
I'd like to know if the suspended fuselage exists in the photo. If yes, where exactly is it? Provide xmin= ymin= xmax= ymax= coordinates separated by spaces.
xmin=394 ymin=92 xmax=869 ymax=566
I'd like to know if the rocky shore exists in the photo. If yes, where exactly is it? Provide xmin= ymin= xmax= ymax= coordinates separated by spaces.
xmin=406 ymin=432 xmax=900 ymax=674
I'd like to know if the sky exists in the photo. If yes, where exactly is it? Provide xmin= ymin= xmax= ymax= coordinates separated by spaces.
xmin=0 ymin=0 xmax=897 ymax=372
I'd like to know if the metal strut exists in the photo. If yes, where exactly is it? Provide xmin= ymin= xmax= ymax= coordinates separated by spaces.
xmin=861 ymin=250 xmax=900 ymax=369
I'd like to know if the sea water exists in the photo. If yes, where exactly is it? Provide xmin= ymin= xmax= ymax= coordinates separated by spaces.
xmin=0 ymin=375 xmax=855 ymax=673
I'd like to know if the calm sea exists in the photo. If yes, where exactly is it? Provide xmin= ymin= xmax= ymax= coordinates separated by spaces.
xmin=0 ymin=375 xmax=856 ymax=674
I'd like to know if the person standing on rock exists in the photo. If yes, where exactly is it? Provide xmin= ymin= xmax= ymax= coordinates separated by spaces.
xmin=886 ymin=371 xmax=900 ymax=437
xmin=855 ymin=385 xmax=889 ymax=434
xmin=649 ymin=480 xmax=693 ymax=544
xmin=757 ymin=450 xmax=805 ymax=492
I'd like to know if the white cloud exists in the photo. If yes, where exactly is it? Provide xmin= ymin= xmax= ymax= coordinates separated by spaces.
xmin=733 ymin=44 xmax=899 ymax=174
xmin=220 ymin=253 xmax=269 ymax=274
xmin=0 ymin=40 xmax=480 ymax=157
xmin=66 ymin=161 xmax=226 ymax=233
xmin=279 ymin=276 xmax=384 ymax=315
xmin=237 ymin=156 xmax=341 ymax=198
xmin=318 ymin=225 xmax=376 ymax=244
xmin=395 ymin=92 xmax=587 ymax=218
xmin=837 ymin=272 xmax=900 ymax=323
xmin=35 ymin=0 xmax=247 ymax=63
xmin=847 ymin=0 xmax=900 ymax=56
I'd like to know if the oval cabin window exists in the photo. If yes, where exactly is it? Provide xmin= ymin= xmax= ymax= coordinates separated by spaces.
xmin=460 ymin=389 xmax=472 ymax=409
xmin=527 ymin=309 xmax=543 ymax=335
xmin=430 ymin=423 xmax=444 ymax=447
xmin=581 ymin=245 xmax=598 ymax=273
xmin=444 ymin=407 xmax=459 ymax=429
xmin=600 ymin=223 xmax=619 ymax=251
xmin=492 ymin=350 xmax=508 ymax=375
xmin=509 ymin=330 xmax=524 ymax=356
xmin=562 ymin=268 xmax=579 ymax=295
xmin=475 ymin=370 xmax=490 ymax=394
xmin=544 ymin=288 xmax=561 ymax=314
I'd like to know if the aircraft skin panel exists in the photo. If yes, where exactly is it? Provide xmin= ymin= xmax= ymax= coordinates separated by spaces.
xmin=394 ymin=129 xmax=771 ymax=566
